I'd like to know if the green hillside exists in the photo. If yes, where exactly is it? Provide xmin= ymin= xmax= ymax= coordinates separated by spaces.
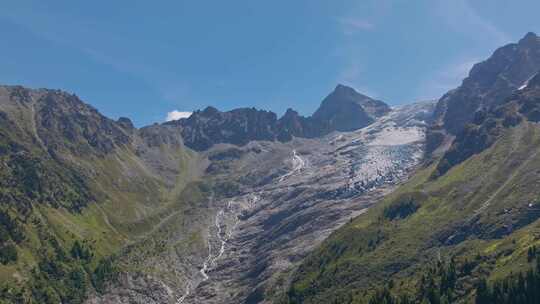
xmin=0 ymin=86 xmax=204 ymax=303
xmin=284 ymin=79 xmax=540 ymax=303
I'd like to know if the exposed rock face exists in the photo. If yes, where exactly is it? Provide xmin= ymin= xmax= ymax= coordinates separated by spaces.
xmin=433 ymin=32 xmax=540 ymax=136
xmin=0 ymin=85 xmax=190 ymax=179
xmin=275 ymin=108 xmax=308 ymax=140
xmin=275 ymin=108 xmax=327 ymax=141
xmin=175 ymin=85 xmax=389 ymax=151
xmin=37 ymin=93 xmax=134 ymax=155
xmin=518 ymin=71 xmax=540 ymax=121
xmin=117 ymin=117 xmax=135 ymax=131
xmin=312 ymin=84 xmax=390 ymax=132
xmin=434 ymin=71 xmax=540 ymax=176
xmin=173 ymin=106 xmax=280 ymax=151
xmin=138 ymin=123 xmax=184 ymax=148
xmin=1 ymin=86 xmax=133 ymax=156
xmin=85 ymin=273 xmax=177 ymax=304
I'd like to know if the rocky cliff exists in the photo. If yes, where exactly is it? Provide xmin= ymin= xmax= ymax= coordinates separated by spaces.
xmin=428 ymin=32 xmax=540 ymax=156
xmin=173 ymin=85 xmax=389 ymax=151
xmin=312 ymin=84 xmax=390 ymax=132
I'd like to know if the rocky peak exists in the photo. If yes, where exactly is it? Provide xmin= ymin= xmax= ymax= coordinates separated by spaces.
xmin=434 ymin=32 xmax=540 ymax=136
xmin=158 ymin=85 xmax=395 ymax=151
xmin=38 ymin=91 xmax=132 ymax=155
xmin=278 ymin=108 xmax=303 ymax=129
xmin=177 ymin=107 xmax=280 ymax=151
xmin=434 ymin=66 xmax=540 ymax=177
xmin=518 ymin=31 xmax=539 ymax=46
xmin=200 ymin=106 xmax=220 ymax=116
xmin=169 ymin=85 xmax=395 ymax=150
xmin=332 ymin=83 xmax=358 ymax=96
xmin=282 ymin=107 xmax=300 ymax=117
xmin=0 ymin=86 xmax=132 ymax=156
xmin=328 ymin=84 xmax=390 ymax=117
xmin=276 ymin=108 xmax=319 ymax=141
xmin=312 ymin=84 xmax=390 ymax=132
xmin=117 ymin=117 xmax=135 ymax=130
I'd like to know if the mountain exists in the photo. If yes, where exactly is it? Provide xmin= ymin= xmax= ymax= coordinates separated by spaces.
xmin=312 ymin=84 xmax=390 ymax=132
xmin=433 ymin=72 xmax=540 ymax=177
xmin=0 ymin=85 xmax=205 ymax=304
xmin=276 ymin=108 xmax=324 ymax=140
xmin=285 ymin=33 xmax=540 ymax=304
xmin=181 ymin=101 xmax=433 ymax=304
xmin=0 ymin=81 xmax=410 ymax=304
xmin=428 ymin=32 xmax=540 ymax=155
xmin=174 ymin=85 xmax=388 ymax=151
xmin=3 ymin=30 xmax=540 ymax=304
xmin=86 ymin=97 xmax=429 ymax=304
xmin=171 ymin=106 xmax=280 ymax=151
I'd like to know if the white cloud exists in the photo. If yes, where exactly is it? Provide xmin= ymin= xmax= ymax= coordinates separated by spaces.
xmin=165 ymin=110 xmax=192 ymax=121
xmin=336 ymin=61 xmax=362 ymax=84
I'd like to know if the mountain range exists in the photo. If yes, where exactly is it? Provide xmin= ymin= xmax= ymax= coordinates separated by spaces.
xmin=170 ymin=84 xmax=390 ymax=151
xmin=1 ymin=32 xmax=540 ymax=304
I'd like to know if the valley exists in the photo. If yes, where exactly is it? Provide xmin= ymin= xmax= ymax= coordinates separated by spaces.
xmin=85 ymin=100 xmax=433 ymax=304
xmin=1 ymin=28 xmax=540 ymax=304
xmin=163 ymin=102 xmax=433 ymax=304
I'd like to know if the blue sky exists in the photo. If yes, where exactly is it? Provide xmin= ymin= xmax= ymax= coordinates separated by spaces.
xmin=1 ymin=1 xmax=539 ymax=126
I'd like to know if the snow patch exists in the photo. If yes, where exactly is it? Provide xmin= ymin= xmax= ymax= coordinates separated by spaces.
xmin=518 ymin=72 xmax=539 ymax=90
xmin=367 ymin=127 xmax=424 ymax=146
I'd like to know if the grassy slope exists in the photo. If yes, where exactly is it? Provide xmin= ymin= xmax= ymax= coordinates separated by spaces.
xmin=0 ymin=149 xmax=209 ymax=303
xmin=0 ymin=124 xmax=204 ymax=303
xmin=286 ymin=122 xmax=540 ymax=303
xmin=0 ymin=87 xmax=215 ymax=303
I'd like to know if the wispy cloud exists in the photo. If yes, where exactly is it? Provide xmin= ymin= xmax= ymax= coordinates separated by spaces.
xmin=165 ymin=110 xmax=192 ymax=122
xmin=333 ymin=1 xmax=391 ymax=99
xmin=340 ymin=18 xmax=375 ymax=35
xmin=0 ymin=7 xmax=194 ymax=113
xmin=433 ymin=0 xmax=510 ymax=45
xmin=411 ymin=0 xmax=509 ymax=101
xmin=417 ymin=58 xmax=479 ymax=100
xmin=337 ymin=0 xmax=392 ymax=36
xmin=336 ymin=61 xmax=362 ymax=85
xmin=334 ymin=61 xmax=379 ymax=98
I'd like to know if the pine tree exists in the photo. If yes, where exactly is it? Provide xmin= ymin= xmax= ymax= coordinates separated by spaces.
xmin=475 ymin=278 xmax=491 ymax=304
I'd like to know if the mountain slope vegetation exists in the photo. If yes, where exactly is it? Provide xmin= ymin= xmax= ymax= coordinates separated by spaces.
xmin=0 ymin=82 xmax=395 ymax=303
xmin=2 ymin=29 xmax=540 ymax=304
xmin=0 ymin=85 xmax=205 ymax=303
xmin=284 ymin=34 xmax=540 ymax=304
